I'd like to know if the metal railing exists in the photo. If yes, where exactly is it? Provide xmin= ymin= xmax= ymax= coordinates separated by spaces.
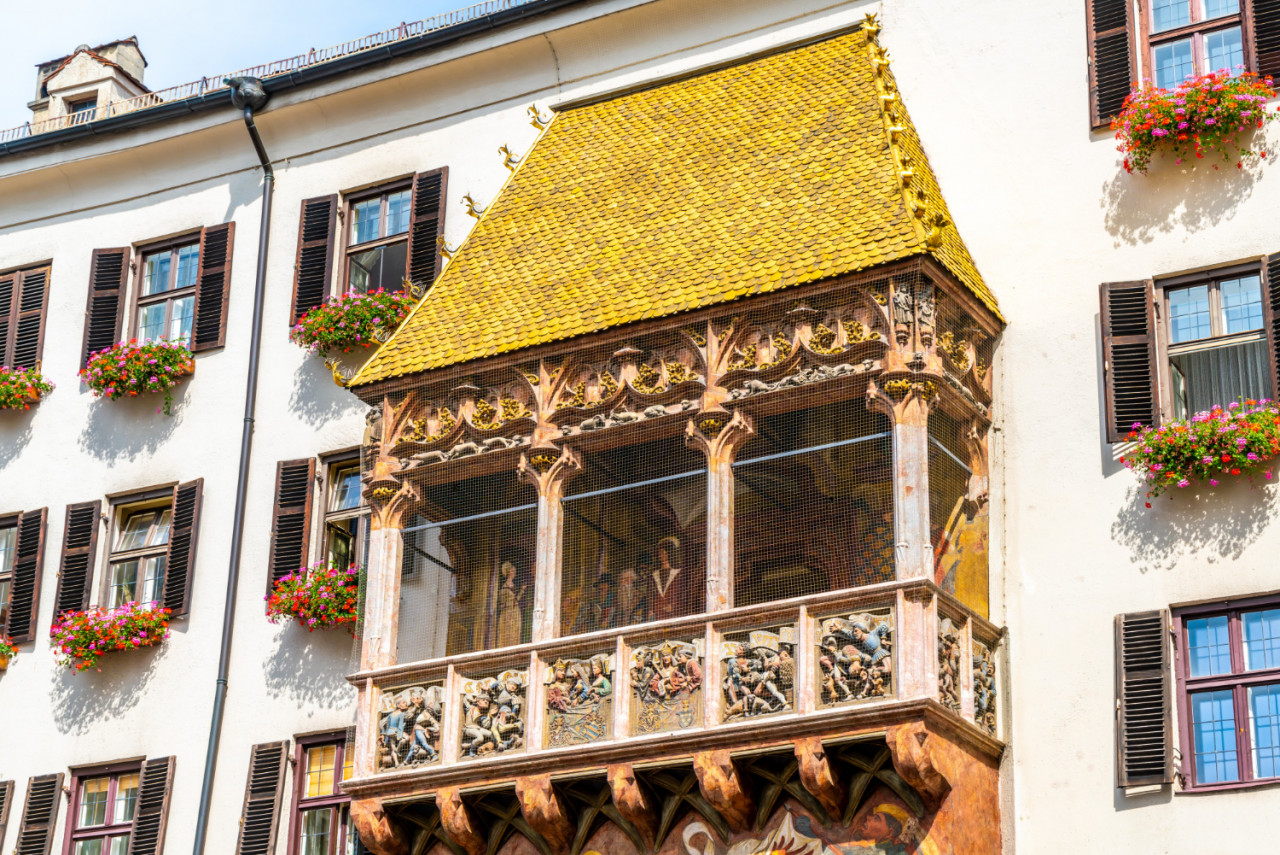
xmin=0 ymin=0 xmax=536 ymax=144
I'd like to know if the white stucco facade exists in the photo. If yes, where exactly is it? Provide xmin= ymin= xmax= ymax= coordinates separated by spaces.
xmin=1 ymin=0 xmax=1278 ymax=852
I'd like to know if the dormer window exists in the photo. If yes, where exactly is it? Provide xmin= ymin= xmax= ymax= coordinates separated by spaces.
xmin=68 ymin=96 xmax=98 ymax=122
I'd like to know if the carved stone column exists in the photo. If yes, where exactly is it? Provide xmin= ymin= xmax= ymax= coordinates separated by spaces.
xmin=518 ymin=445 xmax=581 ymax=641
xmin=868 ymin=378 xmax=936 ymax=581
xmin=685 ymin=409 xmax=755 ymax=612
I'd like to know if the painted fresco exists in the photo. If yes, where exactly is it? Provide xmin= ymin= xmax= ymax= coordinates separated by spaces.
xmin=721 ymin=626 xmax=797 ymax=721
xmin=937 ymin=618 xmax=962 ymax=714
xmin=933 ymin=499 xmax=989 ymax=619
xmin=377 ymin=684 xmax=445 ymax=770
xmin=630 ymin=640 xmax=704 ymax=734
xmin=459 ymin=670 xmax=527 ymax=757
xmin=972 ymin=639 xmax=997 ymax=735
xmin=816 ymin=610 xmax=894 ymax=707
xmin=544 ymin=654 xmax=614 ymax=747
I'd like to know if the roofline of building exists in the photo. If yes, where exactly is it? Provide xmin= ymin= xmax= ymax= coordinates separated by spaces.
xmin=38 ymin=36 xmax=147 ymax=69
xmin=2 ymin=0 xmax=593 ymax=161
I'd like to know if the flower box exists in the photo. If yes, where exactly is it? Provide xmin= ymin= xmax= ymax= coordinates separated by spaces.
xmin=50 ymin=602 xmax=171 ymax=672
xmin=81 ymin=339 xmax=195 ymax=415
xmin=266 ymin=562 xmax=362 ymax=632
xmin=0 ymin=637 xmax=16 ymax=670
xmin=1114 ymin=70 xmax=1279 ymax=174
xmin=290 ymin=288 xmax=416 ymax=357
xmin=0 ymin=366 xmax=54 ymax=411
xmin=1121 ymin=400 xmax=1280 ymax=502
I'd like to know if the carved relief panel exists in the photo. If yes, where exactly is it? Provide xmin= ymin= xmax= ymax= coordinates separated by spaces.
xmin=629 ymin=639 xmax=704 ymax=735
xmin=937 ymin=617 xmax=962 ymax=713
xmin=378 ymin=684 xmax=445 ymax=771
xmin=815 ymin=609 xmax=894 ymax=707
xmin=720 ymin=625 xmax=797 ymax=722
xmin=973 ymin=638 xmax=997 ymax=735
xmin=459 ymin=670 xmax=528 ymax=758
xmin=544 ymin=653 xmax=614 ymax=747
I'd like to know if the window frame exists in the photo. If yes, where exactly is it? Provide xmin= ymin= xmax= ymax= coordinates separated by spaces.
xmin=102 ymin=488 xmax=175 ymax=610
xmin=0 ymin=513 xmax=17 ymax=633
xmin=286 ymin=732 xmax=356 ymax=855
xmin=130 ymin=233 xmax=202 ymax=347
xmin=1139 ymin=0 xmax=1255 ymax=86
xmin=1152 ymin=261 xmax=1271 ymax=422
xmin=339 ymin=178 xmax=413 ymax=295
xmin=321 ymin=452 xmax=366 ymax=570
xmin=1174 ymin=593 xmax=1280 ymax=792
xmin=63 ymin=761 xmax=143 ymax=855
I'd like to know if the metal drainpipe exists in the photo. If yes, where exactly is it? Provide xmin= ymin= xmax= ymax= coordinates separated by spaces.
xmin=192 ymin=77 xmax=273 ymax=855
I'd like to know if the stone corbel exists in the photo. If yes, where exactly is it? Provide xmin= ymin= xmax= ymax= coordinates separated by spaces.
xmin=886 ymin=721 xmax=952 ymax=812
xmin=515 ymin=774 xmax=575 ymax=855
xmin=437 ymin=787 xmax=486 ymax=855
xmin=692 ymin=750 xmax=756 ymax=833
xmin=794 ymin=737 xmax=848 ymax=821
xmin=608 ymin=763 xmax=658 ymax=851
xmin=350 ymin=798 xmax=410 ymax=855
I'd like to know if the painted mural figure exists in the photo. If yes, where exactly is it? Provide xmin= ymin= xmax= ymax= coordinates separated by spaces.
xmin=495 ymin=560 xmax=529 ymax=648
xmin=545 ymin=655 xmax=614 ymax=746
xmin=573 ymin=572 xmax=615 ymax=633
xmin=615 ymin=565 xmax=649 ymax=627
xmin=460 ymin=672 xmax=526 ymax=757
xmin=376 ymin=685 xmax=445 ymax=770
xmin=817 ymin=613 xmax=893 ymax=706
xmin=631 ymin=640 xmax=703 ymax=733
xmin=649 ymin=536 xmax=693 ymax=621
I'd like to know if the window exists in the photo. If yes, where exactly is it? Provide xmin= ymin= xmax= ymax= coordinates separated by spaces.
xmin=1176 ymin=597 xmax=1280 ymax=788
xmin=344 ymin=183 xmax=412 ymax=294
xmin=1146 ymin=0 xmax=1244 ymax=89
xmin=135 ymin=238 xmax=199 ymax=345
xmin=66 ymin=767 xmax=139 ymax=854
xmin=324 ymin=459 xmax=365 ymax=569
xmin=68 ymin=97 xmax=98 ymax=123
xmin=289 ymin=737 xmax=359 ymax=855
xmin=0 ymin=520 xmax=15 ymax=630
xmin=106 ymin=501 xmax=172 ymax=609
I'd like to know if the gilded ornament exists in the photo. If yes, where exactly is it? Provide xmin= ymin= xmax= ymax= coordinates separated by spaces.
xmin=685 ymin=328 xmax=707 ymax=347
xmin=938 ymin=331 xmax=972 ymax=372
xmin=665 ymin=361 xmax=692 ymax=385
xmin=598 ymin=371 xmax=619 ymax=399
xmin=472 ymin=399 xmax=499 ymax=429
xmin=810 ymin=323 xmax=840 ymax=354
xmin=696 ymin=413 xmax=728 ymax=437
xmin=566 ymin=381 xmax=587 ymax=409
xmin=528 ymin=449 xmax=559 ymax=474
xmin=371 ymin=486 xmax=398 ymax=500
xmin=872 ymin=291 xmax=888 ymax=306
xmin=408 ymin=407 xmax=457 ymax=442
xmin=499 ymin=397 xmax=529 ymax=422
xmin=633 ymin=362 xmax=665 ymax=394
xmin=882 ymin=378 xmax=938 ymax=402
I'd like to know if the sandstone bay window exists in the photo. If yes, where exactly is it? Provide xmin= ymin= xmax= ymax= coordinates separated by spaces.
xmin=732 ymin=398 xmax=893 ymax=608
xmin=397 ymin=466 xmax=536 ymax=661
xmin=288 ymin=736 xmax=360 ymax=855
xmin=562 ymin=433 xmax=707 ymax=634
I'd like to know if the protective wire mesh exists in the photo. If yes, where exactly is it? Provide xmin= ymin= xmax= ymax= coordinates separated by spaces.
xmin=397 ymin=467 xmax=537 ymax=661
xmin=720 ymin=624 xmax=797 ymax=721
xmin=733 ymin=397 xmax=893 ymax=608
xmin=562 ymin=434 xmax=707 ymax=634
xmin=928 ymin=411 xmax=989 ymax=617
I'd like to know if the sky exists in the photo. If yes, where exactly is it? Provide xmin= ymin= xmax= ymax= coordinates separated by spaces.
xmin=1 ymin=0 xmax=475 ymax=130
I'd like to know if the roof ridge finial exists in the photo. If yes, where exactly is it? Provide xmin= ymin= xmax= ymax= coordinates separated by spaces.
xmin=861 ymin=12 xmax=881 ymax=41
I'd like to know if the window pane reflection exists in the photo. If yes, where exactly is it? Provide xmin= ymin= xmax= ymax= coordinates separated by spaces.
xmin=1205 ymin=0 xmax=1240 ymax=18
xmin=1188 ymin=615 xmax=1232 ymax=676
xmin=1154 ymin=38 xmax=1195 ymax=88
xmin=301 ymin=808 xmax=333 ymax=855
xmin=1205 ymin=27 xmax=1244 ymax=75
xmin=1220 ymin=275 xmax=1263 ymax=334
xmin=1169 ymin=285 xmax=1212 ymax=343
xmin=387 ymin=190 xmax=412 ymax=236
xmin=1250 ymin=684 xmax=1280 ymax=778
xmin=1152 ymin=0 xmax=1191 ymax=33
xmin=1192 ymin=689 xmax=1240 ymax=783
xmin=79 ymin=777 xmax=110 ymax=826
xmin=1244 ymin=609 xmax=1280 ymax=670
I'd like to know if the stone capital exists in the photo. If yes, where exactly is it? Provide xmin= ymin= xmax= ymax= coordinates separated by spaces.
xmin=684 ymin=408 xmax=756 ymax=464
xmin=518 ymin=443 xmax=582 ymax=495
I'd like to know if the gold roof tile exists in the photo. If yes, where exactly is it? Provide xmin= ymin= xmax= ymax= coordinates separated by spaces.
xmin=352 ymin=27 xmax=999 ymax=387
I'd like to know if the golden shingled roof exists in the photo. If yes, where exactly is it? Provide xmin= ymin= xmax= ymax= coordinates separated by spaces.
xmin=352 ymin=26 xmax=999 ymax=386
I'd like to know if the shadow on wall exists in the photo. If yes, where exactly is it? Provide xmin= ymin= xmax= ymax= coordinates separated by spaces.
xmin=1111 ymin=475 xmax=1275 ymax=574
xmin=1102 ymin=158 xmax=1260 ymax=247
xmin=289 ymin=354 xmax=366 ymax=428
xmin=0 ymin=407 xmax=35 ymax=471
xmin=77 ymin=386 xmax=188 ymax=463
xmin=48 ymin=640 xmax=168 ymax=734
xmin=262 ymin=623 xmax=358 ymax=710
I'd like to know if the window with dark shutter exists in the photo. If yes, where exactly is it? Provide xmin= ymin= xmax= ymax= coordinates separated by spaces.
xmin=15 ymin=773 xmax=63 ymax=855
xmin=237 ymin=741 xmax=289 ymax=855
xmin=1263 ymin=252 xmax=1280 ymax=404
xmin=1258 ymin=0 xmax=1280 ymax=80
xmin=127 ymin=756 xmax=176 ymax=855
xmin=1086 ymin=0 xmax=1134 ymax=129
xmin=1115 ymin=609 xmax=1173 ymax=788
xmin=269 ymin=460 xmax=315 ymax=592
xmin=191 ymin=223 xmax=235 ymax=352
xmin=0 ymin=266 xmax=51 ymax=370
xmin=7 ymin=508 xmax=47 ymax=643
xmin=1100 ymin=280 xmax=1158 ymax=442
xmin=163 ymin=480 xmax=203 ymax=616
xmin=55 ymin=501 xmax=101 ymax=617
xmin=0 ymin=779 xmax=14 ymax=844
xmin=82 ymin=248 xmax=130 ymax=365
xmin=291 ymin=196 xmax=337 ymax=325
xmin=406 ymin=167 xmax=448 ymax=291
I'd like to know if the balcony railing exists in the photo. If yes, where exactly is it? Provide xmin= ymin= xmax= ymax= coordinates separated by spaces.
xmin=344 ymin=578 xmax=1002 ymax=796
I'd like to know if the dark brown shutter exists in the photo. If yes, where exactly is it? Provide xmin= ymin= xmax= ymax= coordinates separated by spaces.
xmin=268 ymin=459 xmax=314 ymax=592
xmin=406 ymin=167 xmax=448 ymax=291
xmin=1254 ymin=0 xmax=1280 ymax=80
xmin=0 ymin=271 xmax=14 ymax=366
xmin=235 ymin=741 xmax=288 ymax=855
xmin=7 ymin=508 xmax=47 ymax=643
xmin=1101 ymin=280 xmax=1158 ymax=442
xmin=14 ymin=773 xmax=62 ymax=855
xmin=1262 ymin=252 xmax=1280 ymax=402
xmin=0 ymin=779 xmax=14 ymax=842
xmin=290 ymin=195 xmax=337 ymax=325
xmin=1086 ymin=0 xmax=1135 ymax=129
xmin=54 ymin=501 xmax=100 ymax=617
xmin=82 ymin=247 xmax=130 ymax=365
xmin=12 ymin=267 xmax=50 ymax=370
xmin=191 ymin=223 xmax=235 ymax=352
xmin=164 ymin=480 xmax=203 ymax=616
xmin=1115 ymin=610 xmax=1173 ymax=787
xmin=128 ymin=756 xmax=176 ymax=855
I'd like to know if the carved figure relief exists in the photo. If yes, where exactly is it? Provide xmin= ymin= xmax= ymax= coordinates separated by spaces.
xmin=459 ymin=671 xmax=527 ymax=757
xmin=816 ymin=611 xmax=894 ymax=707
xmin=937 ymin=619 xmax=961 ymax=714
xmin=630 ymin=640 xmax=704 ymax=734
xmin=544 ymin=654 xmax=614 ymax=747
xmin=378 ymin=685 xmax=445 ymax=770
xmin=721 ymin=627 xmax=797 ymax=721
xmin=972 ymin=640 xmax=997 ymax=736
